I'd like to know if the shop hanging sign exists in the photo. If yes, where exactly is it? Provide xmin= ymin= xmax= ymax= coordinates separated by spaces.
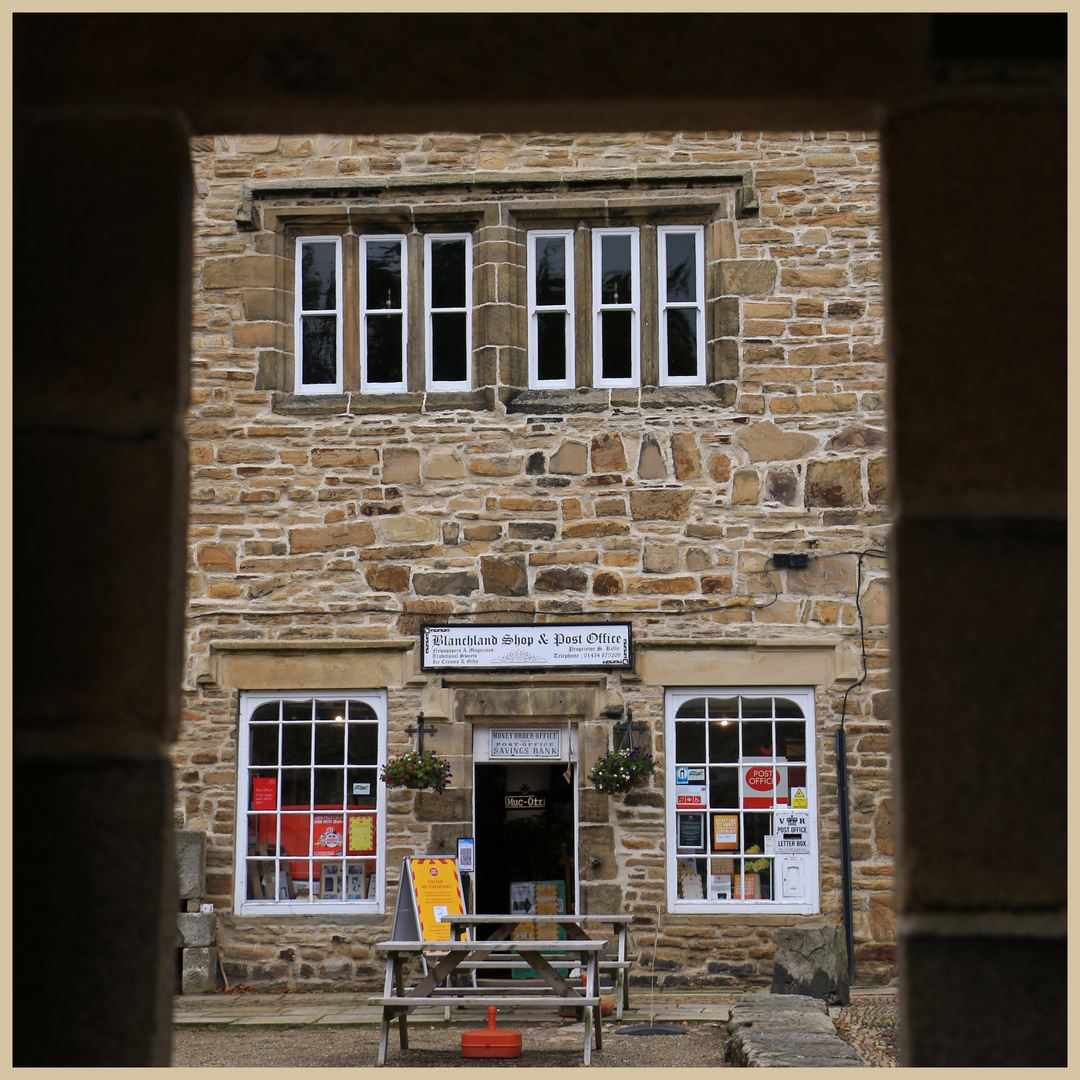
xmin=422 ymin=623 xmax=632 ymax=671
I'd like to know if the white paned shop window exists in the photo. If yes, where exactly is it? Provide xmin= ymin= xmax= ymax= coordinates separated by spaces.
xmin=665 ymin=689 xmax=819 ymax=915
xmin=294 ymin=236 xmax=343 ymax=394
xmin=235 ymin=691 xmax=387 ymax=914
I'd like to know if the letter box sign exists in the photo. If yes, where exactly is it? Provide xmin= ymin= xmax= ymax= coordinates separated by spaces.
xmin=422 ymin=623 xmax=632 ymax=671
xmin=773 ymin=811 xmax=810 ymax=854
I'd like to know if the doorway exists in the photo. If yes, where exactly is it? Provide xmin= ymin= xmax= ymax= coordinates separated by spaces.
xmin=473 ymin=760 xmax=577 ymax=919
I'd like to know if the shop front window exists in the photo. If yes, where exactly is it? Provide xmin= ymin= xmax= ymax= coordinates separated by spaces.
xmin=235 ymin=691 xmax=387 ymax=913
xmin=665 ymin=688 xmax=818 ymax=914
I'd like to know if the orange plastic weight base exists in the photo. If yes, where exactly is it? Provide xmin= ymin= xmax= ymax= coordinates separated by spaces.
xmin=461 ymin=1006 xmax=522 ymax=1058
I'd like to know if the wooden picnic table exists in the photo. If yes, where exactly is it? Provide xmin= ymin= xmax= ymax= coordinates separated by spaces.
xmin=440 ymin=912 xmax=634 ymax=1018
xmin=372 ymin=936 xmax=608 ymax=1066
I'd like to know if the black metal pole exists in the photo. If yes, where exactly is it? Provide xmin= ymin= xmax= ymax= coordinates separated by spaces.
xmin=835 ymin=726 xmax=855 ymax=983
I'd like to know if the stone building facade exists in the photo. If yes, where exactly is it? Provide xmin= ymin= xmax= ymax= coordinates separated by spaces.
xmin=179 ymin=130 xmax=892 ymax=991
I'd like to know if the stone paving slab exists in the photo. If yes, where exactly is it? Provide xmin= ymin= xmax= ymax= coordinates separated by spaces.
xmin=724 ymin=992 xmax=864 ymax=1067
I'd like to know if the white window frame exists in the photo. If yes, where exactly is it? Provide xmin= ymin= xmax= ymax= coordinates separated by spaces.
xmin=591 ymin=226 xmax=640 ymax=388
xmin=527 ymin=229 xmax=575 ymax=389
xmin=664 ymin=687 xmax=819 ymax=916
xmin=234 ymin=689 xmax=388 ymax=915
xmin=657 ymin=225 xmax=706 ymax=387
xmin=359 ymin=234 xmax=408 ymax=394
xmin=294 ymin=235 xmax=343 ymax=395
xmin=425 ymin=232 xmax=473 ymax=392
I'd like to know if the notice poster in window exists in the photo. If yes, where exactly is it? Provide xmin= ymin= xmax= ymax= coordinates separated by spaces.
xmin=712 ymin=814 xmax=739 ymax=851
xmin=313 ymin=815 xmax=344 ymax=857
xmin=678 ymin=814 xmax=705 ymax=852
xmin=252 ymin=778 xmax=277 ymax=811
xmin=347 ymin=813 xmax=376 ymax=856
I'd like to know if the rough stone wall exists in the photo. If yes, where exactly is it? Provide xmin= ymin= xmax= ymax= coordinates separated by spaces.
xmin=179 ymin=130 xmax=892 ymax=990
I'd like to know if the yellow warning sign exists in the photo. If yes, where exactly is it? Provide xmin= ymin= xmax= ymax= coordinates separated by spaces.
xmin=791 ymin=787 xmax=808 ymax=809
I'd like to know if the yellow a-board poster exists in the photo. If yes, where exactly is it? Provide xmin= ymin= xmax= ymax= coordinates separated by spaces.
xmin=390 ymin=857 xmax=467 ymax=942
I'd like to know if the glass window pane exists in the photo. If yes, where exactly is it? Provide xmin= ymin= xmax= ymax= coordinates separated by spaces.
xmin=348 ymin=700 xmax=378 ymax=720
xmin=347 ymin=723 xmax=379 ymax=765
xmin=314 ymin=723 xmax=345 ymax=765
xmin=775 ymin=697 xmax=805 ymax=718
xmin=282 ymin=700 xmax=312 ymax=721
xmin=743 ymin=812 xmax=772 ymax=852
xmin=536 ymin=312 xmax=567 ymax=382
xmin=675 ymin=720 xmax=706 ymax=763
xmin=315 ymin=700 xmax=347 ymax=722
xmin=250 ymin=726 xmax=278 ymax=766
xmin=313 ymin=771 xmax=345 ymax=807
xmin=600 ymin=310 xmax=632 ymax=380
xmin=741 ymin=696 xmax=773 ymax=719
xmin=430 ymin=239 xmax=466 ymax=308
xmin=346 ymin=767 xmax=379 ymax=808
xmin=431 ymin=312 xmax=467 ymax=382
xmin=676 ymin=697 xmax=707 ymax=719
xmin=743 ymin=722 xmax=773 ymax=757
xmin=365 ymin=240 xmax=402 ymax=309
xmin=776 ymin=721 xmax=806 ymax=762
xmin=251 ymin=702 xmax=280 ymax=722
xmin=665 ymin=232 xmax=697 ymax=302
xmin=708 ymin=720 xmax=739 ymax=762
xmin=709 ymin=765 xmax=739 ymax=808
xmin=282 ymin=725 xmax=312 ymax=766
xmin=301 ymin=315 xmax=337 ymax=385
xmin=280 ymin=769 xmax=311 ymax=807
xmin=366 ymin=316 xmax=403 ymax=384
xmin=535 ymin=236 xmax=566 ymax=305
xmin=666 ymin=309 xmax=698 ymax=378
xmin=301 ymin=242 xmax=337 ymax=310
xmin=600 ymin=234 xmax=632 ymax=304
xmin=707 ymin=697 xmax=739 ymax=719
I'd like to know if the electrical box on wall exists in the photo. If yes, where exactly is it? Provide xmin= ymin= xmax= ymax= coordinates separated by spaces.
xmin=779 ymin=856 xmax=807 ymax=899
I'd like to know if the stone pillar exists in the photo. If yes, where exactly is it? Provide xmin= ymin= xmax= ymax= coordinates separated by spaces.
xmin=883 ymin=96 xmax=1066 ymax=1066
xmin=13 ymin=110 xmax=192 ymax=1066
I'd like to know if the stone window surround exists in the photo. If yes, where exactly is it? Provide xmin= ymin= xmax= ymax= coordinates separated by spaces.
xmin=239 ymin=169 xmax=765 ymax=415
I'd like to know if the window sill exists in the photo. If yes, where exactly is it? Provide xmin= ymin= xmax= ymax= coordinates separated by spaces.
xmin=504 ymin=383 xmax=736 ymax=414
xmin=271 ymin=388 xmax=496 ymax=415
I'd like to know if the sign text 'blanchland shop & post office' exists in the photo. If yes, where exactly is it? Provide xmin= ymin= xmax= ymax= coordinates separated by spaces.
xmin=421 ymin=623 xmax=632 ymax=671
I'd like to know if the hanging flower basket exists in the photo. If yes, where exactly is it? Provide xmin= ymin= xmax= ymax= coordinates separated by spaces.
xmin=587 ymin=746 xmax=656 ymax=795
xmin=380 ymin=750 xmax=452 ymax=793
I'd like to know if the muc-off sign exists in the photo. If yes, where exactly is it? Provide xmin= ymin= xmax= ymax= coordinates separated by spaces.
xmin=422 ymin=623 xmax=632 ymax=671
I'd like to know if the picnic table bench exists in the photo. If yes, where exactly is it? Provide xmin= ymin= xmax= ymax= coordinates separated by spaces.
xmin=439 ymin=913 xmax=635 ymax=1019
xmin=372 ymin=937 xmax=608 ymax=1065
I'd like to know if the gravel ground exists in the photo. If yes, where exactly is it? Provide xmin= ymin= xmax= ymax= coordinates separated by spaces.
xmin=172 ymin=1019 xmax=726 ymax=1068
xmin=172 ymin=995 xmax=899 ymax=1068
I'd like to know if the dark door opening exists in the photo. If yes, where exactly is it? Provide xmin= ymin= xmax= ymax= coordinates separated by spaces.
xmin=474 ymin=761 xmax=576 ymax=928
